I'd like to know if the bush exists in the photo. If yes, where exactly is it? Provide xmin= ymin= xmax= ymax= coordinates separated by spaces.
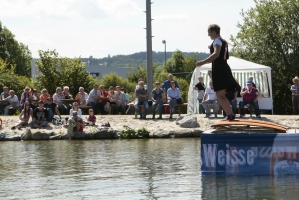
xmin=119 ymin=126 xmax=150 ymax=139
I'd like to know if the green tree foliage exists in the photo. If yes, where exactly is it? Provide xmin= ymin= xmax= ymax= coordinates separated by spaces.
xmin=175 ymin=77 xmax=189 ymax=102
xmin=35 ymin=50 xmax=99 ymax=96
xmin=0 ymin=58 xmax=33 ymax=97
xmin=230 ymin=0 xmax=299 ymax=114
xmin=127 ymin=66 xmax=147 ymax=84
xmin=0 ymin=21 xmax=32 ymax=77
xmin=165 ymin=50 xmax=185 ymax=79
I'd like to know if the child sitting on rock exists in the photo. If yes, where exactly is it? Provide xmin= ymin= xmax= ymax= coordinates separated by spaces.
xmin=11 ymin=101 xmax=33 ymax=130
xmin=86 ymin=108 xmax=96 ymax=126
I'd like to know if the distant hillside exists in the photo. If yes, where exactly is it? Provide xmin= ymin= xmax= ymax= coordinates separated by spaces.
xmin=82 ymin=51 xmax=210 ymax=68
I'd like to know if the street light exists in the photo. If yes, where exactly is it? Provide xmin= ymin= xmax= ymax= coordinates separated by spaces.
xmin=162 ymin=40 xmax=166 ymax=68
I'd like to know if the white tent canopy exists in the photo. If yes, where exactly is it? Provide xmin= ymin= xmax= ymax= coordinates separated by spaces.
xmin=187 ymin=56 xmax=273 ymax=114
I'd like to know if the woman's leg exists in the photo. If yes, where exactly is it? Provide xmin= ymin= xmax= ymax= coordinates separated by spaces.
xmin=216 ymin=89 xmax=233 ymax=118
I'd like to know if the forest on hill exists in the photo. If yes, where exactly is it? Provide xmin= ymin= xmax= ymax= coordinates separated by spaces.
xmin=82 ymin=51 xmax=210 ymax=67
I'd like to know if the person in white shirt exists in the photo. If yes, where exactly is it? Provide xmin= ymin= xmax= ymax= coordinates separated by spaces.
xmin=69 ymin=102 xmax=82 ymax=118
xmin=4 ymin=90 xmax=19 ymax=115
xmin=201 ymin=80 xmax=219 ymax=118
xmin=75 ymin=87 xmax=89 ymax=107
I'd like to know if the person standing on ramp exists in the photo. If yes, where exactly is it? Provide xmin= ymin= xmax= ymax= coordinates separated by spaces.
xmin=196 ymin=24 xmax=237 ymax=120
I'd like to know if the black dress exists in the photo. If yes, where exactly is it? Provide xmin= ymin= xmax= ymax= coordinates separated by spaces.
xmin=210 ymin=37 xmax=237 ymax=91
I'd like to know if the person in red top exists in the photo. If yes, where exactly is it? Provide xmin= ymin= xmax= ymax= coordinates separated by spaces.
xmin=86 ymin=108 xmax=96 ymax=125
xmin=239 ymin=80 xmax=261 ymax=118
xmin=98 ymin=85 xmax=109 ymax=114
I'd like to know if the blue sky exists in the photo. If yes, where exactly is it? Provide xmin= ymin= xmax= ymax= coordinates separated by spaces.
xmin=0 ymin=0 xmax=256 ymax=58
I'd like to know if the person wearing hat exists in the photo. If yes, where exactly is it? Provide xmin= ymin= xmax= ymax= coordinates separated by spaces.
xmin=239 ymin=80 xmax=261 ymax=118
xmin=291 ymin=76 xmax=299 ymax=114
xmin=20 ymin=86 xmax=32 ymax=108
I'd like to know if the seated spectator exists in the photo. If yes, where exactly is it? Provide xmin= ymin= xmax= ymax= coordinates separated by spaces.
xmin=87 ymin=85 xmax=101 ymax=115
xmin=3 ymin=90 xmax=19 ymax=115
xmin=67 ymin=111 xmax=84 ymax=140
xmin=121 ymin=88 xmax=130 ymax=103
xmin=98 ymin=85 xmax=109 ymax=114
xmin=1 ymin=86 xmax=9 ymax=100
xmin=31 ymin=89 xmax=40 ymax=110
xmin=86 ymin=108 xmax=96 ymax=125
xmin=239 ymin=80 xmax=261 ymax=118
xmin=44 ymin=98 xmax=61 ymax=121
xmin=53 ymin=87 xmax=67 ymax=114
xmin=194 ymin=76 xmax=206 ymax=114
xmin=11 ymin=101 xmax=33 ymax=130
xmin=75 ymin=87 xmax=89 ymax=107
xmin=152 ymin=82 xmax=164 ymax=119
xmin=202 ymin=80 xmax=219 ymax=118
xmin=136 ymin=78 xmax=147 ymax=90
xmin=162 ymin=74 xmax=180 ymax=101
xmin=69 ymin=102 xmax=82 ymax=118
xmin=106 ymin=86 xmax=118 ymax=114
xmin=62 ymin=86 xmax=73 ymax=99
xmin=116 ymin=86 xmax=127 ymax=114
xmin=0 ymin=86 xmax=10 ymax=110
xmin=167 ymin=81 xmax=183 ymax=119
xmin=134 ymin=81 xmax=148 ymax=119
xmin=30 ymin=100 xmax=48 ymax=128
xmin=248 ymin=76 xmax=256 ymax=88
xmin=39 ymin=89 xmax=50 ymax=102
xmin=20 ymin=86 xmax=32 ymax=108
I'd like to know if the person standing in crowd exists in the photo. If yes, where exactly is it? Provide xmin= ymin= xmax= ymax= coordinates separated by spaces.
xmin=152 ymin=82 xmax=164 ymax=119
xmin=196 ymin=24 xmax=237 ymax=121
xmin=194 ymin=76 xmax=206 ymax=114
xmin=291 ymin=76 xmax=299 ymax=115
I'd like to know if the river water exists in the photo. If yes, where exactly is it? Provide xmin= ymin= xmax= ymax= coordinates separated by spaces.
xmin=0 ymin=139 xmax=299 ymax=199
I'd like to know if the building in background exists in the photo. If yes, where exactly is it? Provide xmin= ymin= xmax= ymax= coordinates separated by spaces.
xmin=31 ymin=60 xmax=130 ymax=80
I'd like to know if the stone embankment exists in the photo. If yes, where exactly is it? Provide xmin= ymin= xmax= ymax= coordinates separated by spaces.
xmin=0 ymin=114 xmax=297 ymax=141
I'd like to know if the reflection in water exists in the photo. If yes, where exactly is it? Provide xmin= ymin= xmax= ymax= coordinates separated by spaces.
xmin=1 ymin=139 xmax=298 ymax=199
xmin=0 ymin=139 xmax=202 ymax=199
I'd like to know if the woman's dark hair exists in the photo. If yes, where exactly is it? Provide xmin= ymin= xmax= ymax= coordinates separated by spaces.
xmin=23 ymin=101 xmax=31 ymax=119
xmin=208 ymin=24 xmax=221 ymax=34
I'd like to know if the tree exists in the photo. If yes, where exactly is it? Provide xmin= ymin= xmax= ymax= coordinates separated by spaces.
xmin=0 ymin=21 xmax=32 ymax=77
xmin=0 ymin=58 xmax=33 ymax=97
xmin=165 ymin=50 xmax=185 ymax=79
xmin=230 ymin=0 xmax=299 ymax=114
xmin=35 ymin=50 xmax=99 ymax=96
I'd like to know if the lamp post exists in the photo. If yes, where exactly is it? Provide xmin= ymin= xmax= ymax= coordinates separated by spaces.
xmin=162 ymin=40 xmax=166 ymax=68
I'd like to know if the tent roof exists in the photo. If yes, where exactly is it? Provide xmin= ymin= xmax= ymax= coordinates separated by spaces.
xmin=198 ymin=56 xmax=271 ymax=72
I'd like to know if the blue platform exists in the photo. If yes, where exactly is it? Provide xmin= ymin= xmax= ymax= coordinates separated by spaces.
xmin=201 ymin=133 xmax=299 ymax=176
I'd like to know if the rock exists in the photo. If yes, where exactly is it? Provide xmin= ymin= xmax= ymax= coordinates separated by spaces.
xmin=49 ymin=135 xmax=61 ymax=140
xmin=21 ymin=128 xmax=32 ymax=140
xmin=174 ymin=129 xmax=193 ymax=137
xmin=192 ymin=129 xmax=203 ymax=137
xmin=175 ymin=116 xmax=184 ymax=124
xmin=95 ymin=128 xmax=117 ymax=139
xmin=85 ymin=132 xmax=95 ymax=139
xmin=32 ymin=131 xmax=50 ymax=140
xmin=150 ymin=129 xmax=174 ymax=138
xmin=177 ymin=114 xmax=200 ymax=128
xmin=72 ymin=132 xmax=85 ymax=139
xmin=1 ymin=132 xmax=21 ymax=141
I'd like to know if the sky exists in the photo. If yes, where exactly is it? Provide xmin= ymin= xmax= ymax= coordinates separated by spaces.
xmin=0 ymin=0 xmax=256 ymax=59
